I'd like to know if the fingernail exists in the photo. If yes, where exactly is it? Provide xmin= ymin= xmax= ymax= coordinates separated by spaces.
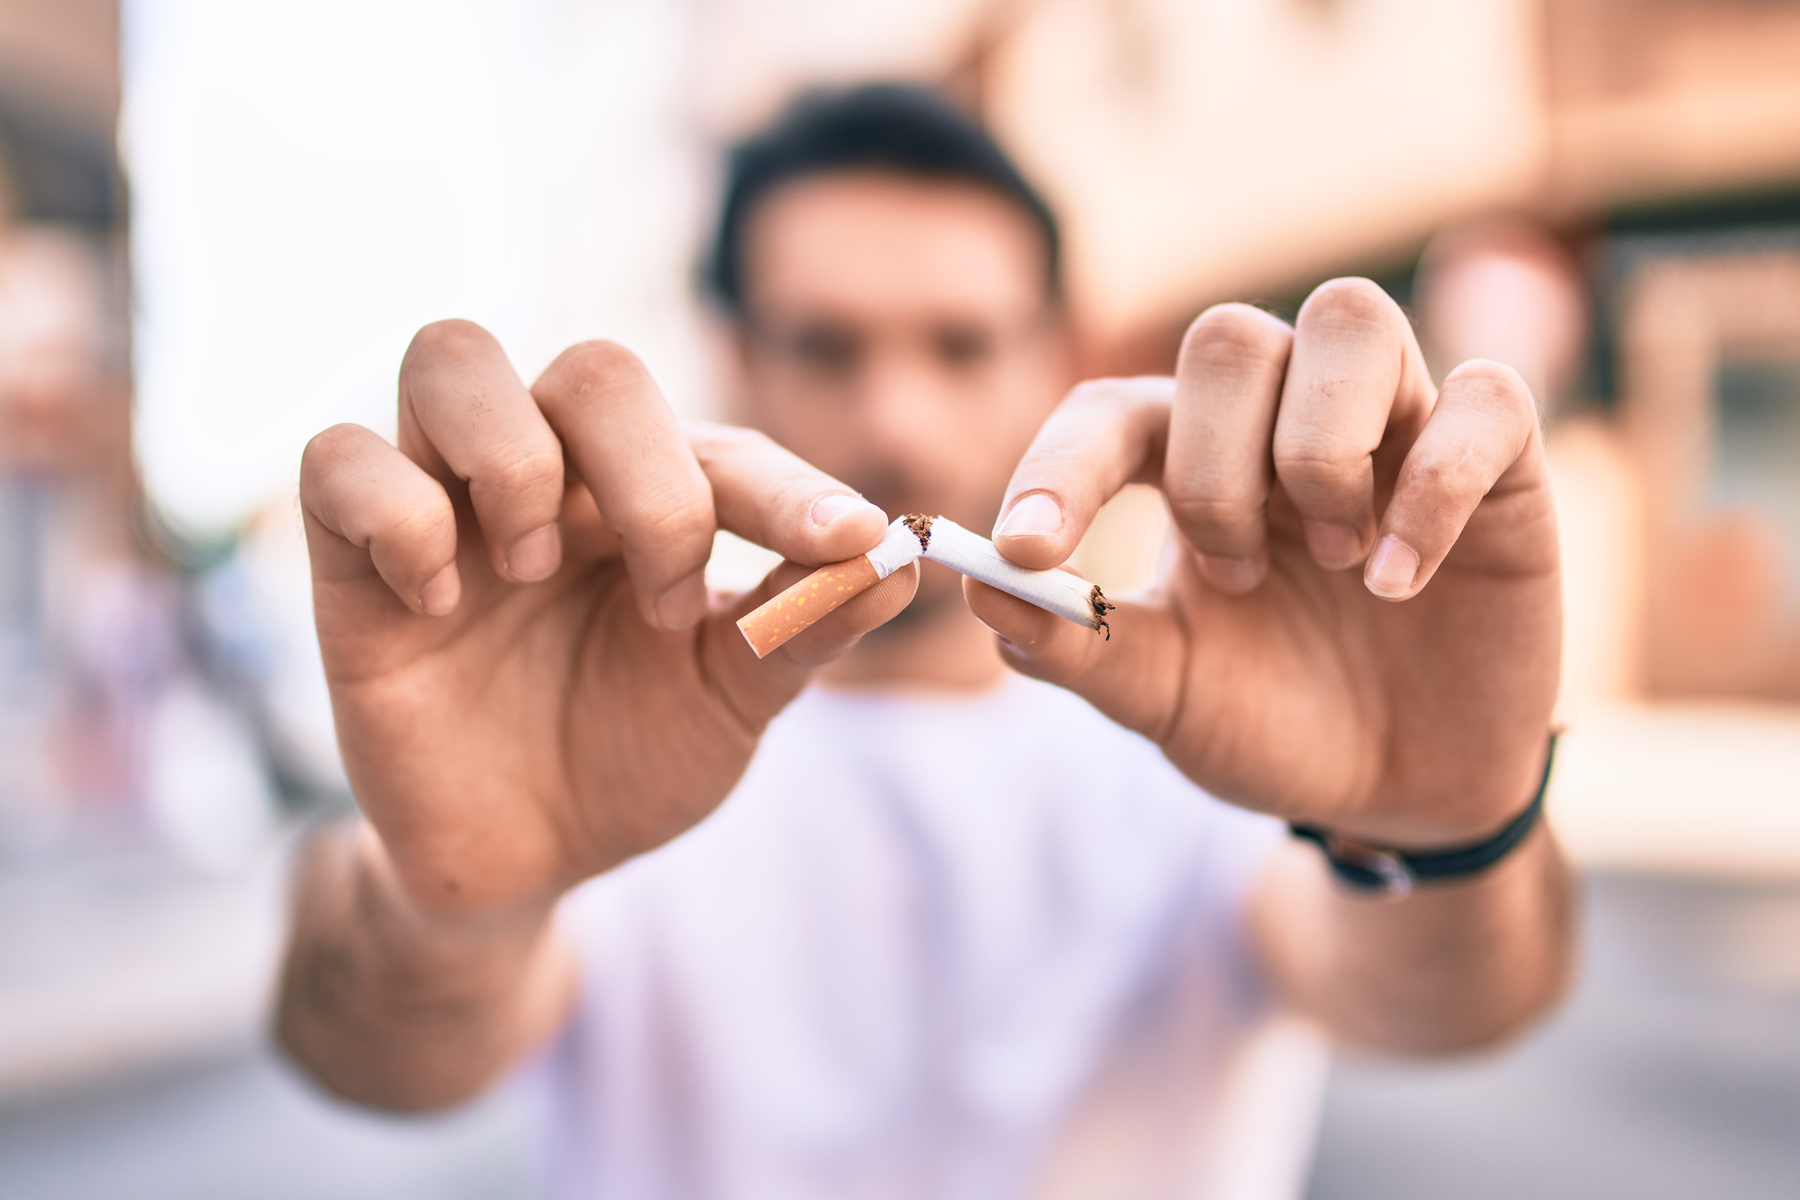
xmin=506 ymin=523 xmax=561 ymax=582
xmin=995 ymin=493 xmax=1063 ymax=540
xmin=654 ymin=574 xmax=708 ymax=630
xmin=1302 ymin=521 xmax=1364 ymax=570
xmin=420 ymin=563 xmax=459 ymax=616
xmin=1364 ymin=536 xmax=1420 ymax=599
xmin=1198 ymin=553 xmax=1262 ymax=594
xmin=811 ymin=492 xmax=879 ymax=528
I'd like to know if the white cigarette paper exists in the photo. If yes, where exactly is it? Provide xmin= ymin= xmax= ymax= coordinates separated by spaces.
xmin=910 ymin=514 xmax=1113 ymax=636
xmin=865 ymin=518 xmax=928 ymax=578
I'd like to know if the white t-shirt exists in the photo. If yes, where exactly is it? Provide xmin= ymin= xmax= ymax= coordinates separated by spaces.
xmin=525 ymin=676 xmax=1322 ymax=1199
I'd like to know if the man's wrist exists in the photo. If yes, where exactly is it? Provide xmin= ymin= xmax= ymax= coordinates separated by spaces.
xmin=284 ymin=820 xmax=568 ymax=1029
xmin=1289 ymin=733 xmax=1559 ymax=898
xmin=349 ymin=822 xmax=564 ymax=953
xmin=277 ymin=819 xmax=579 ymax=1110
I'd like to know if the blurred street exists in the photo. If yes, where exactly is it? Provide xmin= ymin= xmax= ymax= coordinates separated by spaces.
xmin=1 ymin=867 xmax=1796 ymax=1199
xmin=1309 ymin=872 xmax=1800 ymax=1200
xmin=0 ymin=844 xmax=537 ymax=1199
xmin=0 ymin=1052 xmax=534 ymax=1200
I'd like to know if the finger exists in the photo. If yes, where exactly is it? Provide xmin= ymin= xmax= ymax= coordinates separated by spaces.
xmin=1363 ymin=359 xmax=1543 ymax=601
xmin=699 ymin=560 xmax=920 ymax=727
xmin=398 ymin=320 xmax=567 ymax=584
xmin=1166 ymin=304 xmax=1293 ymax=594
xmin=1273 ymin=278 xmax=1433 ymax=570
xmin=960 ymin=576 xmax=1187 ymax=742
xmin=300 ymin=423 xmax=460 ymax=616
xmin=531 ymin=341 xmax=715 ymax=631
xmin=991 ymin=377 xmax=1174 ymax=570
xmin=687 ymin=423 xmax=890 ymax=563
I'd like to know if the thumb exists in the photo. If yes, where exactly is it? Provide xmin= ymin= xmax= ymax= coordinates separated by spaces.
xmin=963 ymin=577 xmax=1188 ymax=745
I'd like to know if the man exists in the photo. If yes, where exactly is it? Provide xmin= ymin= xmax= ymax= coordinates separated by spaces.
xmin=279 ymin=86 xmax=1573 ymax=1197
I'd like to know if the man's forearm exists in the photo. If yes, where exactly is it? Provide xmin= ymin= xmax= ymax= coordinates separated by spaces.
xmin=275 ymin=821 xmax=578 ymax=1111
xmin=1253 ymin=824 xmax=1576 ymax=1054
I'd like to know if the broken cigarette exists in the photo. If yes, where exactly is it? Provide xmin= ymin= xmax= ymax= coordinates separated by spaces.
xmin=735 ymin=519 xmax=926 ymax=658
xmin=736 ymin=513 xmax=1113 ymax=658
xmin=911 ymin=514 xmax=1114 ymax=637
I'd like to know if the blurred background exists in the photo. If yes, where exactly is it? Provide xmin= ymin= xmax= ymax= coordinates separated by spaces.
xmin=2 ymin=0 xmax=1798 ymax=1196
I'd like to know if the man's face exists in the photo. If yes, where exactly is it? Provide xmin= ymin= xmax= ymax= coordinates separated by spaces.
xmin=726 ymin=171 xmax=1071 ymax=605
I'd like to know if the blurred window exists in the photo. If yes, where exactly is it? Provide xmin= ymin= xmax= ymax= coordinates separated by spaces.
xmin=1710 ymin=356 xmax=1800 ymax=602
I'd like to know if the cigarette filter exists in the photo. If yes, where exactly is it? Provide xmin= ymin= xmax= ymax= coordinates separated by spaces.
xmin=912 ymin=515 xmax=1113 ymax=635
xmin=736 ymin=519 xmax=925 ymax=658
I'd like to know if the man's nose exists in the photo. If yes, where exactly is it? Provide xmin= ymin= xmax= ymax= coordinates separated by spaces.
xmin=857 ymin=347 xmax=951 ymax=460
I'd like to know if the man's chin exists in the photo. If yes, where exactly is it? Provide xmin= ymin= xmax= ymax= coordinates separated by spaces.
xmin=866 ymin=571 xmax=962 ymax=637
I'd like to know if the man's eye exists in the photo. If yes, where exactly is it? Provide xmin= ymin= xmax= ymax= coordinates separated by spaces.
xmin=934 ymin=326 xmax=994 ymax=368
xmin=791 ymin=327 xmax=861 ymax=373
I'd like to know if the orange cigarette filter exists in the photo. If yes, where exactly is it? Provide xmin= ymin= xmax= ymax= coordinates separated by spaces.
xmin=737 ymin=555 xmax=882 ymax=658
xmin=736 ymin=518 xmax=928 ymax=659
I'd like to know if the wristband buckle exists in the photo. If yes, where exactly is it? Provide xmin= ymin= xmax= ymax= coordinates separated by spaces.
xmin=1315 ymin=834 xmax=1416 ymax=898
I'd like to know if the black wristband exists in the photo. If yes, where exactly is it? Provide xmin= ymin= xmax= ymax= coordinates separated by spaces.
xmin=1289 ymin=734 xmax=1558 ymax=897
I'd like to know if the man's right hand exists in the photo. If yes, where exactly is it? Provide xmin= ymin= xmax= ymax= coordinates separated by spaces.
xmin=300 ymin=319 xmax=917 ymax=920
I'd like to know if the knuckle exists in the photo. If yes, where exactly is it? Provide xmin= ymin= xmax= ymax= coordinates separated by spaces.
xmin=690 ymin=421 xmax=773 ymax=462
xmin=480 ymin=446 xmax=564 ymax=503
xmin=1063 ymin=377 xmax=1126 ymax=413
xmin=404 ymin=318 xmax=491 ymax=368
xmin=300 ymin=424 xmax=381 ymax=511
xmin=1018 ymin=445 xmax=1092 ymax=493
xmin=534 ymin=340 xmax=661 ymax=423
xmin=1060 ymin=375 xmax=1169 ymax=415
xmin=1297 ymin=277 xmax=1402 ymax=336
xmin=539 ymin=339 xmax=651 ymax=403
xmin=1048 ymin=378 xmax=1172 ymax=460
xmin=630 ymin=487 xmax=715 ymax=549
xmin=382 ymin=491 xmax=454 ymax=549
xmin=1403 ymin=448 xmax=1487 ymax=501
xmin=1180 ymin=303 xmax=1291 ymax=368
xmin=350 ymin=474 xmax=450 ymax=556
xmin=301 ymin=423 xmax=364 ymax=476
xmin=1166 ymin=488 xmax=1263 ymax=538
xmin=1446 ymin=358 xmax=1538 ymax=422
xmin=1273 ymin=423 xmax=1364 ymax=480
xmin=560 ymin=338 xmax=643 ymax=375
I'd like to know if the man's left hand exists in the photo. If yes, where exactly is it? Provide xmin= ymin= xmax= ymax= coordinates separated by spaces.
xmin=972 ymin=278 xmax=1560 ymax=849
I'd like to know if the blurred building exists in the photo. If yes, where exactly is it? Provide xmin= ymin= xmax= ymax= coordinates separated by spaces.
xmin=0 ymin=0 xmax=315 ymax=1107
xmin=897 ymin=0 xmax=1800 ymax=877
